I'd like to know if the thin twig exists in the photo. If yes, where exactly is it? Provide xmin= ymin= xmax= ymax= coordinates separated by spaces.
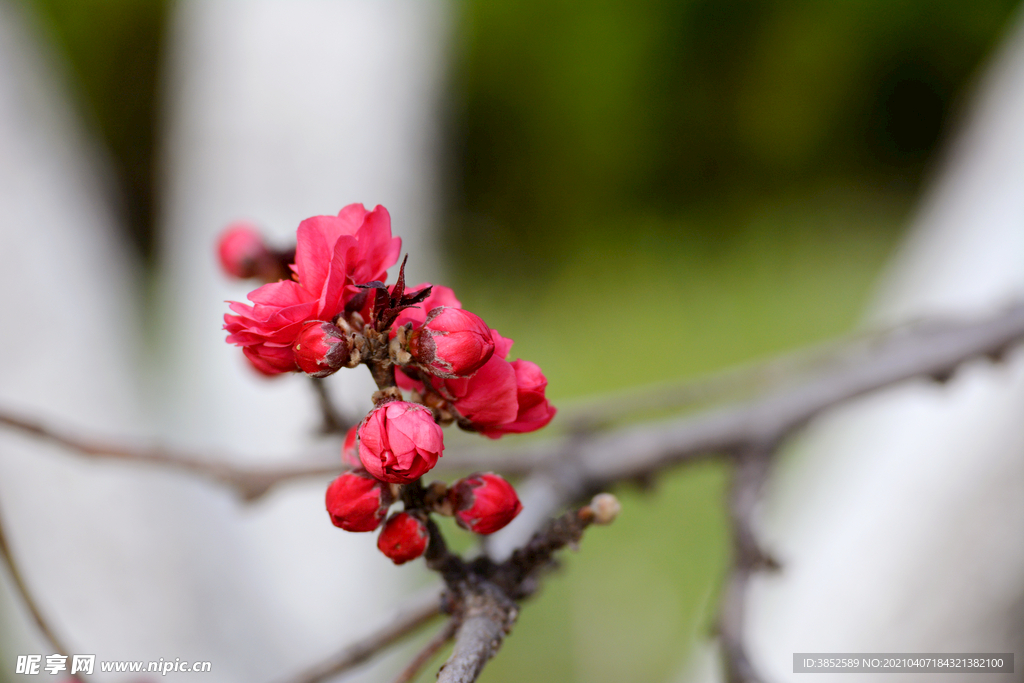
xmin=0 ymin=500 xmax=90 ymax=682
xmin=718 ymin=447 xmax=777 ymax=683
xmin=554 ymin=319 xmax=912 ymax=432
xmin=0 ymin=411 xmax=341 ymax=501
xmin=281 ymin=589 xmax=443 ymax=683
xmin=310 ymin=377 xmax=357 ymax=434
xmin=389 ymin=619 xmax=458 ymax=683
xmin=0 ymin=409 xmax=532 ymax=503
xmin=493 ymin=503 xmax=602 ymax=598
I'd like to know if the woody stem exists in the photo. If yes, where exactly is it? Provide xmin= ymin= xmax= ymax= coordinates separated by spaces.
xmin=369 ymin=360 xmax=398 ymax=392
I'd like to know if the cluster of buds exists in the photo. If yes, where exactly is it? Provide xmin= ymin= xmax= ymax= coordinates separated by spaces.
xmin=325 ymin=468 xmax=523 ymax=564
xmin=219 ymin=204 xmax=554 ymax=563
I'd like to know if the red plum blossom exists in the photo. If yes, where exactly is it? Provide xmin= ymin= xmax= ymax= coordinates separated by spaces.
xmin=325 ymin=471 xmax=393 ymax=532
xmin=358 ymin=401 xmax=444 ymax=483
xmin=377 ymin=512 xmax=428 ymax=565
xmin=449 ymin=473 xmax=523 ymax=535
xmin=224 ymin=204 xmax=400 ymax=375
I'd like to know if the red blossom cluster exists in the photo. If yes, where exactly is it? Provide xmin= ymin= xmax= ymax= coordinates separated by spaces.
xmin=219 ymin=204 xmax=555 ymax=564
xmin=223 ymin=205 xmax=399 ymax=374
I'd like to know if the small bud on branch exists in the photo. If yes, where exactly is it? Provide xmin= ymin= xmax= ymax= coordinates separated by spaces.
xmin=378 ymin=512 xmax=429 ymax=565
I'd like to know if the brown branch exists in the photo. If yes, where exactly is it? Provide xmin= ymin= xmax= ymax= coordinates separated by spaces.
xmin=554 ymin=321 xmax=908 ymax=433
xmin=0 ymin=408 xmax=536 ymax=504
xmin=493 ymin=500 xmax=609 ymax=598
xmin=0 ymin=411 xmax=342 ymax=502
xmin=436 ymin=580 xmax=517 ymax=683
xmin=585 ymin=302 xmax=1024 ymax=482
xmin=0 ymin=500 xmax=90 ymax=682
xmin=281 ymin=589 xmax=443 ymax=683
xmin=718 ymin=447 xmax=777 ymax=683
xmin=483 ymin=304 xmax=1024 ymax=677
xmin=490 ymin=301 xmax=1024 ymax=556
xmin=389 ymin=619 xmax=458 ymax=683
xmin=429 ymin=497 xmax=617 ymax=683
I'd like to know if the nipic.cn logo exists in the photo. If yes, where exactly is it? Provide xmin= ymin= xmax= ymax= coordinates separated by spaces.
xmin=16 ymin=655 xmax=212 ymax=676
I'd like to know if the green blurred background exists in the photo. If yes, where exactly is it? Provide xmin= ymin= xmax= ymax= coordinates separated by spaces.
xmin=21 ymin=0 xmax=1023 ymax=680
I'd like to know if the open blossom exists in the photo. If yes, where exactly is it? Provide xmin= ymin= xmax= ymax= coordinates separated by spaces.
xmin=478 ymin=358 xmax=557 ymax=437
xmin=449 ymin=473 xmax=522 ymax=535
xmin=224 ymin=204 xmax=400 ymax=374
xmin=358 ymin=401 xmax=444 ymax=483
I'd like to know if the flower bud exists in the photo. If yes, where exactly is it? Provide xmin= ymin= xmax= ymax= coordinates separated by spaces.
xmin=358 ymin=402 xmax=444 ymax=483
xmin=408 ymin=307 xmax=495 ymax=378
xmin=325 ymin=471 xmax=393 ymax=532
xmin=293 ymin=321 xmax=349 ymax=377
xmin=217 ymin=223 xmax=273 ymax=279
xmin=449 ymin=473 xmax=523 ymax=535
xmin=588 ymin=493 xmax=621 ymax=525
xmin=377 ymin=512 xmax=429 ymax=564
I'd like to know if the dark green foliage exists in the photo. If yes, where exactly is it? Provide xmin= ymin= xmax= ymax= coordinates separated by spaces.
xmin=24 ymin=0 xmax=170 ymax=262
xmin=449 ymin=0 xmax=1020 ymax=284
